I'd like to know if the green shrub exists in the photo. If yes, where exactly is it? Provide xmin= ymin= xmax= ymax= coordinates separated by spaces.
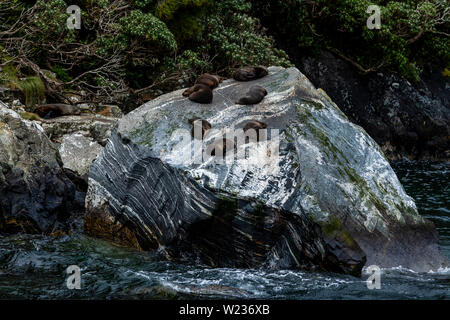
xmin=252 ymin=0 xmax=449 ymax=81
xmin=1 ymin=0 xmax=292 ymax=107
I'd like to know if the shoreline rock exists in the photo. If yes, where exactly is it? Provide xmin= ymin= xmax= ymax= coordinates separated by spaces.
xmin=85 ymin=66 xmax=448 ymax=274
xmin=0 ymin=102 xmax=82 ymax=234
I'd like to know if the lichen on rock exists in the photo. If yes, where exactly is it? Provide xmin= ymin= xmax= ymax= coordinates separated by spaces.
xmin=85 ymin=66 xmax=447 ymax=274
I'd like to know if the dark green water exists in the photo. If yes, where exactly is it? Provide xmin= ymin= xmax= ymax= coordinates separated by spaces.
xmin=0 ymin=161 xmax=448 ymax=300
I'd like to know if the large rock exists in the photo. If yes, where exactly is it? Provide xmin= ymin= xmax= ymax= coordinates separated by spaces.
xmin=0 ymin=101 xmax=81 ymax=234
xmin=85 ymin=67 xmax=447 ymax=274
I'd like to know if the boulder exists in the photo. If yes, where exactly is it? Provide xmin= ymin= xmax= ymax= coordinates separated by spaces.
xmin=0 ymin=101 xmax=81 ymax=234
xmin=59 ymin=133 xmax=103 ymax=179
xmin=85 ymin=67 xmax=447 ymax=274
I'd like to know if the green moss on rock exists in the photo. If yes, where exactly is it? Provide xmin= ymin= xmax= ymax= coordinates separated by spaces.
xmin=320 ymin=215 xmax=358 ymax=248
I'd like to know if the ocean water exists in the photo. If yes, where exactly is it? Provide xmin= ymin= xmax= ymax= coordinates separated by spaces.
xmin=0 ymin=161 xmax=448 ymax=300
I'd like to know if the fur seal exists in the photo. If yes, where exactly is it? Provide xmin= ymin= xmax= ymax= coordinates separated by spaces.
xmin=243 ymin=120 xmax=267 ymax=132
xmin=182 ymin=73 xmax=224 ymax=104
xmin=195 ymin=73 xmax=223 ymax=89
xmin=207 ymin=138 xmax=235 ymax=157
xmin=35 ymin=104 xmax=81 ymax=119
xmin=188 ymin=117 xmax=211 ymax=139
xmin=183 ymin=84 xmax=213 ymax=104
xmin=236 ymin=85 xmax=267 ymax=105
xmin=243 ymin=120 xmax=268 ymax=141
xmin=233 ymin=66 xmax=268 ymax=82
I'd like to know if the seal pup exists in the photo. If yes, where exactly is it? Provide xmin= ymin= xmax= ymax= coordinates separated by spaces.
xmin=35 ymin=104 xmax=81 ymax=119
xmin=188 ymin=117 xmax=211 ymax=140
xmin=233 ymin=66 xmax=268 ymax=81
xmin=236 ymin=85 xmax=267 ymax=105
xmin=243 ymin=120 xmax=268 ymax=142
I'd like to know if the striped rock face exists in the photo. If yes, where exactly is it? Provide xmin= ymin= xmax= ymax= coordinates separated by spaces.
xmin=85 ymin=67 xmax=447 ymax=274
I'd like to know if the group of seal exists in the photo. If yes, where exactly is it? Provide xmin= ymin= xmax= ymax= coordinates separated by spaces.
xmin=182 ymin=66 xmax=269 ymax=105
xmin=182 ymin=74 xmax=223 ymax=104
xmin=233 ymin=66 xmax=268 ymax=105
xmin=185 ymin=66 xmax=270 ymax=157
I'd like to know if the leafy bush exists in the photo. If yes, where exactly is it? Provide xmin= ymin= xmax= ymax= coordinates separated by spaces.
xmin=0 ymin=0 xmax=290 ymax=108
xmin=252 ymin=0 xmax=449 ymax=81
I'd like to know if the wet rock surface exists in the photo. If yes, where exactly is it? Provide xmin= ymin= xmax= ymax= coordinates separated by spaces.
xmin=85 ymin=66 xmax=447 ymax=273
xmin=299 ymin=51 xmax=450 ymax=161
xmin=0 ymin=102 xmax=82 ymax=234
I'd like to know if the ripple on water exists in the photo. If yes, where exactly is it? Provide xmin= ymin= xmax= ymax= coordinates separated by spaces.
xmin=0 ymin=161 xmax=449 ymax=299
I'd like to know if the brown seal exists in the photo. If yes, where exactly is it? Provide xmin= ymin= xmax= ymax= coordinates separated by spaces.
xmin=206 ymin=138 xmax=235 ymax=157
xmin=195 ymin=73 xmax=223 ymax=89
xmin=236 ymin=85 xmax=267 ymax=105
xmin=183 ymin=84 xmax=213 ymax=104
xmin=233 ymin=66 xmax=268 ymax=82
xmin=188 ymin=117 xmax=212 ymax=139
xmin=243 ymin=120 xmax=267 ymax=132
xmin=182 ymin=73 xmax=224 ymax=103
xmin=35 ymin=104 xmax=81 ymax=119
xmin=243 ymin=120 xmax=268 ymax=141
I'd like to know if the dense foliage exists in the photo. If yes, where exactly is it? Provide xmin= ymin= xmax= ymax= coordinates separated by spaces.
xmin=0 ymin=0 xmax=448 ymax=111
xmin=252 ymin=0 xmax=449 ymax=81
xmin=0 ymin=0 xmax=289 ymax=108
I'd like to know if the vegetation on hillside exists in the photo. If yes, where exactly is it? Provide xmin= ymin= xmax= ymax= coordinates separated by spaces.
xmin=0 ymin=0 xmax=448 ymax=111
xmin=253 ymin=0 xmax=449 ymax=80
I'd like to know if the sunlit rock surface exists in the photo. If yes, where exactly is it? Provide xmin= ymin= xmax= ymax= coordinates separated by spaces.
xmin=85 ymin=67 xmax=447 ymax=273
xmin=59 ymin=133 xmax=103 ymax=178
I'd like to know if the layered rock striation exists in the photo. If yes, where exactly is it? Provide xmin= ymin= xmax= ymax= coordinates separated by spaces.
xmin=85 ymin=67 xmax=447 ymax=274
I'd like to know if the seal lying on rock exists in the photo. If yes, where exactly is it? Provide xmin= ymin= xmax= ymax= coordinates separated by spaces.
xmin=35 ymin=104 xmax=81 ymax=119
xmin=233 ymin=66 xmax=268 ymax=81
xmin=195 ymin=73 xmax=223 ymax=89
xmin=243 ymin=120 xmax=267 ymax=132
xmin=183 ymin=74 xmax=223 ymax=104
xmin=183 ymin=84 xmax=213 ymax=104
xmin=188 ymin=117 xmax=211 ymax=139
xmin=243 ymin=120 xmax=268 ymax=142
xmin=236 ymin=85 xmax=267 ymax=105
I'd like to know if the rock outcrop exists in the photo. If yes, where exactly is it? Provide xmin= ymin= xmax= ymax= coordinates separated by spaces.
xmin=85 ymin=66 xmax=447 ymax=274
xmin=0 ymin=101 xmax=82 ymax=234
xmin=41 ymin=114 xmax=118 ymax=147
xmin=21 ymin=112 xmax=118 ymax=181
xmin=299 ymin=51 xmax=450 ymax=161
xmin=59 ymin=133 xmax=104 ymax=179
